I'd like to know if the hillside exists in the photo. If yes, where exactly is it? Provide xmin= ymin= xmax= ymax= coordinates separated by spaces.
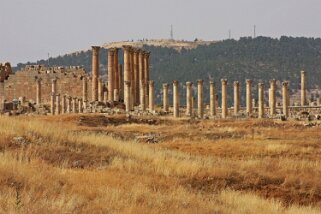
xmin=15 ymin=37 xmax=321 ymax=105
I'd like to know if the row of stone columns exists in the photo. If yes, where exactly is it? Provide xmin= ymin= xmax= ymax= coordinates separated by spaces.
xmin=51 ymin=94 xmax=84 ymax=115
xmin=123 ymin=45 xmax=150 ymax=112
xmin=165 ymin=79 xmax=290 ymax=119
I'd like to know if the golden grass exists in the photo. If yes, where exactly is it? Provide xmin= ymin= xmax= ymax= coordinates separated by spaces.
xmin=0 ymin=115 xmax=320 ymax=213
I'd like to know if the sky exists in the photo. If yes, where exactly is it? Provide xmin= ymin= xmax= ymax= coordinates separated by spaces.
xmin=1 ymin=0 xmax=321 ymax=65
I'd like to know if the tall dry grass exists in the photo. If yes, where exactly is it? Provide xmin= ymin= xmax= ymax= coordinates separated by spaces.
xmin=0 ymin=115 xmax=320 ymax=213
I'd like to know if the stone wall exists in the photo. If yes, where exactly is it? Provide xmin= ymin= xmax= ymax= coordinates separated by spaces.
xmin=0 ymin=65 xmax=93 ymax=104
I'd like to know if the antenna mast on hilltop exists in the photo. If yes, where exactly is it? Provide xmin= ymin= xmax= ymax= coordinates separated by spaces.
xmin=170 ymin=25 xmax=174 ymax=40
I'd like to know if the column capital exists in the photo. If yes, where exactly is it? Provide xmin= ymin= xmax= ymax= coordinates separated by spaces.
xmin=173 ymin=80 xmax=179 ymax=85
xmin=108 ymin=48 xmax=116 ymax=54
xmin=209 ymin=81 xmax=214 ymax=85
xmin=122 ymin=45 xmax=132 ymax=51
xmin=163 ymin=83 xmax=169 ymax=88
xmin=301 ymin=70 xmax=306 ymax=74
xmin=91 ymin=46 xmax=101 ymax=51
xmin=197 ymin=79 xmax=204 ymax=84
xmin=282 ymin=81 xmax=289 ymax=86
xmin=246 ymin=79 xmax=252 ymax=84
xmin=186 ymin=81 xmax=193 ymax=86
xmin=269 ymin=79 xmax=276 ymax=84
xmin=258 ymin=82 xmax=264 ymax=88
xmin=221 ymin=79 xmax=227 ymax=85
xmin=233 ymin=81 xmax=239 ymax=86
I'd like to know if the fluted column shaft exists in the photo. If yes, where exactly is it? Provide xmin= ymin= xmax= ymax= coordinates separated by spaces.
xmin=282 ymin=81 xmax=289 ymax=117
xmin=197 ymin=80 xmax=204 ymax=118
xmin=163 ymin=83 xmax=169 ymax=112
xmin=173 ymin=80 xmax=179 ymax=118
xmin=246 ymin=79 xmax=252 ymax=115
xmin=210 ymin=81 xmax=216 ymax=116
xmin=149 ymin=80 xmax=155 ymax=112
xmin=91 ymin=46 xmax=100 ymax=101
xmin=269 ymin=79 xmax=276 ymax=116
xmin=258 ymin=83 xmax=264 ymax=118
xmin=301 ymin=71 xmax=306 ymax=106
xmin=221 ymin=79 xmax=228 ymax=119
xmin=36 ymin=79 xmax=41 ymax=105
xmin=233 ymin=81 xmax=240 ymax=115
xmin=123 ymin=46 xmax=131 ymax=108
xmin=108 ymin=48 xmax=115 ymax=102
xmin=56 ymin=94 xmax=61 ymax=115
xmin=186 ymin=82 xmax=193 ymax=116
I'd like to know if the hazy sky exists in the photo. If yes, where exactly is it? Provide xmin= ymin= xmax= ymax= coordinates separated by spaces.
xmin=1 ymin=0 xmax=321 ymax=65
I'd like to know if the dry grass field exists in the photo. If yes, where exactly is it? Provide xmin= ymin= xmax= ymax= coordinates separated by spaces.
xmin=0 ymin=114 xmax=320 ymax=213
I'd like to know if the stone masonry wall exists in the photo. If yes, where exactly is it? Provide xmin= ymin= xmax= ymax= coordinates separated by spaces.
xmin=0 ymin=65 xmax=93 ymax=104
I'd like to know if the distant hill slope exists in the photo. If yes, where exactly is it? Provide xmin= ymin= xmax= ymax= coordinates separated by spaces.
xmin=15 ymin=37 xmax=321 ymax=105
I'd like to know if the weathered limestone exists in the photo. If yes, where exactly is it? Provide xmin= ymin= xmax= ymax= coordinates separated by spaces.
xmin=140 ymin=80 xmax=146 ymax=111
xmin=103 ymin=91 xmax=108 ymax=103
xmin=282 ymin=81 xmax=289 ymax=117
xmin=269 ymin=79 xmax=276 ymax=116
xmin=67 ymin=96 xmax=72 ymax=113
xmin=56 ymin=94 xmax=61 ymax=115
xmin=51 ymin=79 xmax=57 ymax=94
xmin=144 ymin=52 xmax=150 ymax=108
xmin=124 ymin=81 xmax=131 ymax=112
xmin=162 ymin=83 xmax=169 ymax=112
xmin=233 ymin=81 xmax=240 ymax=115
xmin=209 ymin=81 xmax=216 ymax=116
xmin=114 ymin=48 xmax=119 ymax=101
xmin=62 ymin=95 xmax=66 ymax=114
xmin=82 ymin=77 xmax=88 ymax=108
xmin=91 ymin=46 xmax=100 ymax=101
xmin=36 ymin=78 xmax=41 ymax=105
xmin=246 ymin=79 xmax=252 ymax=115
xmin=50 ymin=93 xmax=55 ymax=115
xmin=173 ymin=80 xmax=179 ymax=118
xmin=78 ymin=98 xmax=83 ymax=113
xmin=72 ymin=97 xmax=77 ymax=113
xmin=123 ymin=46 xmax=131 ymax=109
xmin=133 ymin=49 xmax=140 ymax=105
xmin=221 ymin=79 xmax=228 ymax=119
xmin=301 ymin=71 xmax=306 ymax=106
xmin=138 ymin=50 xmax=145 ymax=106
xmin=149 ymin=80 xmax=155 ymax=112
xmin=186 ymin=82 xmax=193 ymax=116
xmin=108 ymin=48 xmax=115 ymax=102
xmin=197 ymin=80 xmax=204 ymax=118
xmin=118 ymin=64 xmax=123 ymax=100
xmin=130 ymin=48 xmax=135 ymax=110
xmin=98 ymin=77 xmax=103 ymax=102
xmin=258 ymin=83 xmax=264 ymax=118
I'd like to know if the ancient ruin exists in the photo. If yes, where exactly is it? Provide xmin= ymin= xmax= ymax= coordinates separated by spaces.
xmin=1 ymin=45 xmax=320 ymax=122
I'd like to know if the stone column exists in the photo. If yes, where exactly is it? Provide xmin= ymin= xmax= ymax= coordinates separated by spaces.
xmin=123 ymin=46 xmax=131 ymax=108
xmin=103 ymin=91 xmax=108 ymax=103
xmin=301 ymin=70 xmax=306 ymax=106
xmin=233 ymin=81 xmax=240 ymax=115
xmin=114 ymin=48 xmax=119 ymax=101
xmin=173 ymin=80 xmax=179 ymax=118
xmin=62 ymin=95 xmax=66 ymax=114
xmin=36 ymin=78 xmax=41 ymax=105
xmin=91 ymin=46 xmax=100 ymax=101
xmin=144 ymin=52 xmax=150 ymax=108
xmin=133 ymin=49 xmax=140 ymax=105
xmin=186 ymin=82 xmax=193 ymax=116
xmin=72 ymin=97 xmax=77 ymax=113
xmin=163 ymin=83 xmax=169 ymax=112
xmin=130 ymin=48 xmax=134 ymax=110
xmin=140 ymin=80 xmax=146 ymax=111
xmin=50 ymin=93 xmax=55 ymax=115
xmin=221 ymin=79 xmax=228 ymax=119
xmin=138 ymin=50 xmax=145 ymax=106
xmin=82 ymin=77 xmax=88 ymax=108
xmin=269 ymin=79 xmax=276 ymax=116
xmin=258 ymin=83 xmax=264 ymax=118
xmin=246 ymin=79 xmax=252 ymax=115
xmin=197 ymin=80 xmax=204 ymax=118
xmin=282 ymin=81 xmax=289 ymax=117
xmin=118 ymin=64 xmax=123 ymax=101
xmin=209 ymin=81 xmax=216 ymax=116
xmin=56 ymin=94 xmax=61 ymax=115
xmin=149 ymin=80 xmax=155 ymax=112
xmin=107 ymin=48 xmax=115 ymax=102
xmin=67 ymin=96 xmax=71 ymax=113
xmin=98 ymin=77 xmax=103 ymax=102
xmin=78 ymin=98 xmax=83 ymax=113
xmin=51 ymin=79 xmax=57 ymax=94
xmin=124 ymin=81 xmax=131 ymax=112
